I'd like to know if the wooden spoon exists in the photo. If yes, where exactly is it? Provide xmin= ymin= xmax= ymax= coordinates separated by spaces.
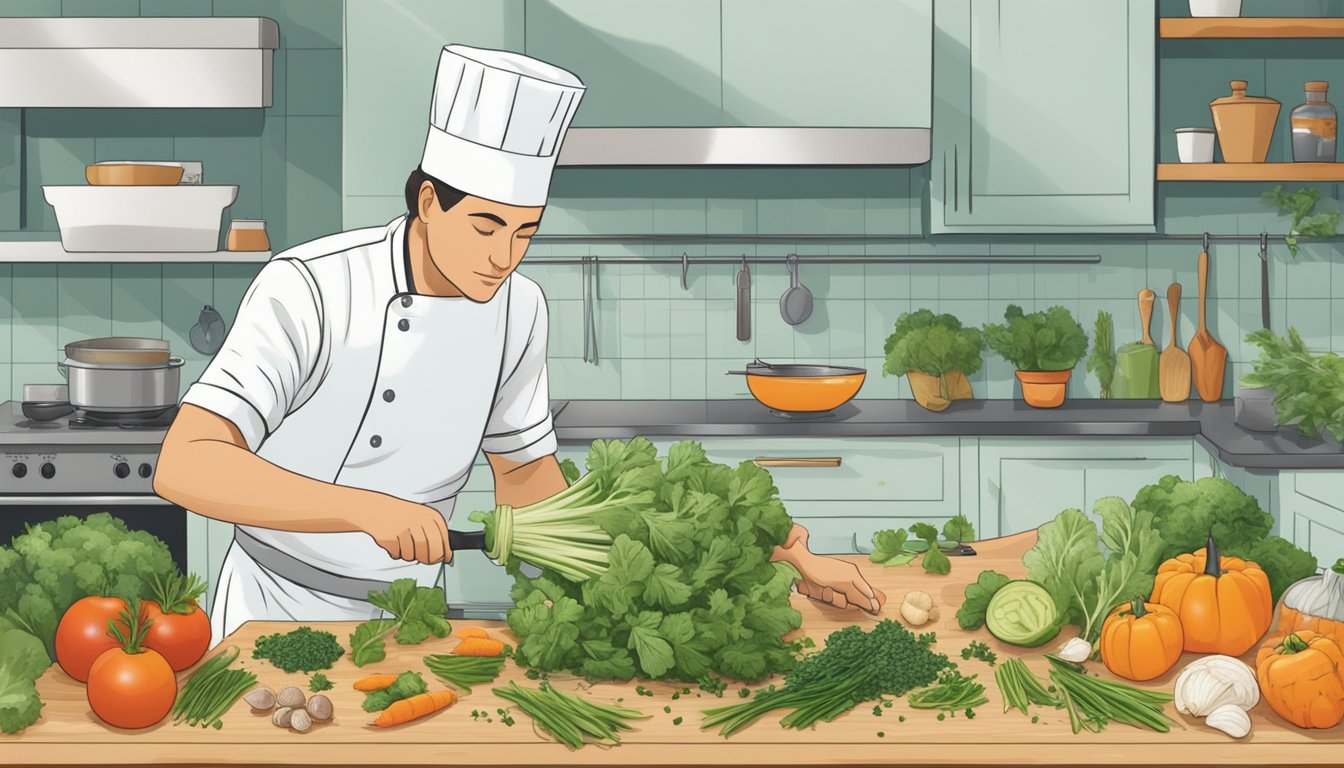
xmin=1189 ymin=250 xmax=1229 ymax=402
xmin=1159 ymin=282 xmax=1192 ymax=403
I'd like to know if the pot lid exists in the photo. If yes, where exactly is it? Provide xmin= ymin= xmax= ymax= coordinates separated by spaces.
xmin=1210 ymin=80 xmax=1280 ymax=108
xmin=737 ymin=360 xmax=866 ymax=377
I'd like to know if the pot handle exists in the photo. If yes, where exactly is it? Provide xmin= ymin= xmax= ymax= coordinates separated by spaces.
xmin=56 ymin=361 xmax=68 ymax=381
xmin=166 ymin=356 xmax=186 ymax=368
xmin=725 ymin=370 xmax=752 ymax=376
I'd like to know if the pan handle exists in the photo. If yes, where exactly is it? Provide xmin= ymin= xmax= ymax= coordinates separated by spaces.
xmin=725 ymin=370 xmax=752 ymax=376
xmin=753 ymin=457 xmax=842 ymax=468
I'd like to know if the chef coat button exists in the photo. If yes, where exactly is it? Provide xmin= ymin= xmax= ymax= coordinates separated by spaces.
xmin=370 ymin=434 xmax=382 ymax=448
xmin=382 ymin=389 xmax=395 ymax=403
xmin=401 ymin=295 xmax=413 ymax=308
xmin=398 ymin=318 xmax=410 ymax=332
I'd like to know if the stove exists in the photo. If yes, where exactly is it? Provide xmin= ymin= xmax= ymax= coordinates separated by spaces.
xmin=0 ymin=400 xmax=186 ymax=570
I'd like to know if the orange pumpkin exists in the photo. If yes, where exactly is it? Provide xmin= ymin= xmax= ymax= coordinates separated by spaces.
xmin=1150 ymin=536 xmax=1272 ymax=656
xmin=1255 ymin=631 xmax=1344 ymax=729
xmin=1100 ymin=596 xmax=1185 ymax=681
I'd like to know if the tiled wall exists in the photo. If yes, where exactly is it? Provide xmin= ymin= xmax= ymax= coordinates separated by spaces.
xmin=0 ymin=0 xmax=341 ymax=400
xmin=523 ymin=167 xmax=1344 ymax=401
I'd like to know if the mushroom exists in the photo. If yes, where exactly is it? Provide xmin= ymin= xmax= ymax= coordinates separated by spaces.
xmin=272 ymin=706 xmax=294 ymax=728
xmin=244 ymin=687 xmax=277 ymax=711
xmin=276 ymin=686 xmax=306 ymax=710
xmin=305 ymin=694 xmax=333 ymax=722
xmin=289 ymin=709 xmax=313 ymax=733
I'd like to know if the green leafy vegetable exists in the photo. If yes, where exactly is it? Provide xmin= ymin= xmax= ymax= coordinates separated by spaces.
xmin=480 ymin=438 xmax=801 ymax=683
xmin=869 ymin=516 xmax=974 ymax=573
xmin=348 ymin=579 xmax=451 ymax=667
xmin=983 ymin=304 xmax=1089 ymax=372
xmin=0 ymin=512 xmax=176 ymax=660
xmin=1243 ymin=327 xmax=1344 ymax=443
xmin=956 ymin=570 xmax=1012 ymax=630
xmin=882 ymin=308 xmax=986 ymax=395
xmin=1129 ymin=473 xmax=1316 ymax=604
xmin=308 ymin=672 xmax=333 ymax=693
xmin=0 ymin=628 xmax=49 ymax=734
xmin=868 ymin=529 xmax=913 ymax=566
xmin=960 ymin=641 xmax=997 ymax=666
xmin=1262 ymin=185 xmax=1340 ymax=256
xmin=1087 ymin=310 xmax=1116 ymax=398
xmin=251 ymin=626 xmax=345 ymax=673
xmin=361 ymin=670 xmax=428 ymax=712
xmin=1023 ymin=498 xmax=1165 ymax=646
xmin=942 ymin=515 xmax=975 ymax=545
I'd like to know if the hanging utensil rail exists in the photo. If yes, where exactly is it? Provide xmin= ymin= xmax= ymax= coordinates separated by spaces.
xmin=526 ymin=254 xmax=1103 ymax=265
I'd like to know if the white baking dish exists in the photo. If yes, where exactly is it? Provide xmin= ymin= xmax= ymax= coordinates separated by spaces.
xmin=42 ymin=185 xmax=238 ymax=252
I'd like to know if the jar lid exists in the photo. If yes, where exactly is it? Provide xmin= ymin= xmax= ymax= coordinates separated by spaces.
xmin=1175 ymin=127 xmax=1215 ymax=134
xmin=1305 ymin=81 xmax=1329 ymax=92
xmin=1210 ymin=80 xmax=1280 ymax=107
xmin=229 ymin=219 xmax=267 ymax=230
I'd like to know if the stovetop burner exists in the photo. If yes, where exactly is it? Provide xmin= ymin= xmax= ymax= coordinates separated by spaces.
xmin=15 ymin=419 xmax=62 ymax=430
xmin=67 ymin=405 xmax=179 ymax=429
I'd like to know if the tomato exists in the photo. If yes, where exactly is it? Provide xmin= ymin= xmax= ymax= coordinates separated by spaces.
xmin=142 ymin=599 xmax=211 ymax=671
xmin=87 ymin=646 xmax=177 ymax=729
xmin=55 ymin=596 xmax=127 ymax=682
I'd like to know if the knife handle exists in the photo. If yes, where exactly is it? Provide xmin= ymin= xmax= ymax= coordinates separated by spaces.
xmin=448 ymin=529 xmax=487 ymax=552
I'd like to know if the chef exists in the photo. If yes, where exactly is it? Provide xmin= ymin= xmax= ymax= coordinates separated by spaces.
xmin=155 ymin=44 xmax=886 ymax=642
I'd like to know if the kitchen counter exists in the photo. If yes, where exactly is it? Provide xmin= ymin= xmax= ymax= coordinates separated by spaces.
xmin=9 ymin=532 xmax=1342 ymax=766
xmin=552 ymin=399 xmax=1344 ymax=470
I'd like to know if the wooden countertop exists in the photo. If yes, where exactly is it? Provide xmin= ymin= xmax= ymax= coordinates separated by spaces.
xmin=6 ymin=531 xmax=1343 ymax=766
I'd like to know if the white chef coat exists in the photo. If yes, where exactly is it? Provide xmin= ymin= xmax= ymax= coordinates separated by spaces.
xmin=180 ymin=215 xmax=556 ymax=641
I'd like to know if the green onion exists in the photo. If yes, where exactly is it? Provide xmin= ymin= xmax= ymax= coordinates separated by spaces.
xmin=172 ymin=646 xmax=257 ymax=728
xmin=423 ymin=654 xmax=506 ymax=694
xmin=1046 ymin=655 xmax=1173 ymax=733
xmin=907 ymin=670 xmax=988 ymax=712
xmin=492 ymin=681 xmax=649 ymax=748
xmin=994 ymin=658 xmax=1061 ymax=715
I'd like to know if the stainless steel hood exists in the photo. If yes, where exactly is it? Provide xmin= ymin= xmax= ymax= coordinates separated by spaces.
xmin=556 ymin=127 xmax=930 ymax=166
xmin=0 ymin=17 xmax=278 ymax=108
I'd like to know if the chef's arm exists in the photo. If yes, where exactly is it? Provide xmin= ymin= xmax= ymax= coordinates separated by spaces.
xmin=155 ymin=404 xmax=416 ymax=534
xmin=486 ymin=452 xmax=569 ymax=508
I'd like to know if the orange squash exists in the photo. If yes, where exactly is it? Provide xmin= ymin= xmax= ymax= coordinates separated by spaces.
xmin=1150 ymin=536 xmax=1272 ymax=656
xmin=1274 ymin=559 xmax=1344 ymax=647
xmin=1255 ymin=631 xmax=1344 ymax=729
xmin=1100 ymin=595 xmax=1185 ymax=681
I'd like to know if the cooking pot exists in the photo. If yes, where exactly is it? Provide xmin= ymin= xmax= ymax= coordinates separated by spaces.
xmin=727 ymin=360 xmax=866 ymax=413
xmin=65 ymin=337 xmax=172 ymax=365
xmin=58 ymin=356 xmax=184 ymax=413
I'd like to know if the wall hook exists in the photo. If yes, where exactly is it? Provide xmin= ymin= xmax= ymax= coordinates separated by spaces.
xmin=680 ymin=252 xmax=690 ymax=291
xmin=1203 ymin=232 xmax=1210 ymax=253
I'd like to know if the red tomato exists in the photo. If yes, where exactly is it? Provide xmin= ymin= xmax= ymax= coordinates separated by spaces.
xmin=55 ymin=596 xmax=127 ymax=682
xmin=87 ymin=646 xmax=177 ymax=729
xmin=142 ymin=599 xmax=211 ymax=671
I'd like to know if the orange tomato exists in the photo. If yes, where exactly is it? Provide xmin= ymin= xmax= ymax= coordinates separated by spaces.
xmin=55 ymin=596 xmax=126 ymax=682
xmin=142 ymin=599 xmax=211 ymax=671
xmin=87 ymin=645 xmax=177 ymax=729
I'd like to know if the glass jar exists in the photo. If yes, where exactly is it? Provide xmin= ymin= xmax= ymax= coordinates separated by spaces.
xmin=1291 ymin=81 xmax=1337 ymax=162
xmin=226 ymin=219 xmax=270 ymax=252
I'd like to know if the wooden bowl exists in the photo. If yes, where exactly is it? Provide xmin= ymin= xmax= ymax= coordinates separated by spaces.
xmin=85 ymin=163 xmax=184 ymax=186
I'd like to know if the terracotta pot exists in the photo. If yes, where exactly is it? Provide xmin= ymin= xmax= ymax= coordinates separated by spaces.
xmin=1016 ymin=369 xmax=1072 ymax=408
xmin=1210 ymin=80 xmax=1280 ymax=163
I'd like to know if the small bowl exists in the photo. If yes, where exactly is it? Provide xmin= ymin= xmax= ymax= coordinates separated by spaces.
xmin=21 ymin=401 xmax=75 ymax=422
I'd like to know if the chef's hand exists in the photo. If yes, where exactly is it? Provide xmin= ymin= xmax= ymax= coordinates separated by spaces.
xmin=364 ymin=500 xmax=453 ymax=565
xmin=793 ymin=553 xmax=886 ymax=615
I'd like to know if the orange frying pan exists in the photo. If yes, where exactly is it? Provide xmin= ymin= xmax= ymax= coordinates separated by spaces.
xmin=727 ymin=360 xmax=866 ymax=413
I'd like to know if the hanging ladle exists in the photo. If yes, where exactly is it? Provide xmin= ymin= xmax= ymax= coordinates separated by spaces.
xmin=779 ymin=253 xmax=814 ymax=325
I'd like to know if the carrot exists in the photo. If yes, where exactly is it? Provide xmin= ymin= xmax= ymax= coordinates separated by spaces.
xmin=353 ymin=673 xmax=401 ymax=691
xmin=453 ymin=626 xmax=490 ymax=640
xmin=452 ymin=637 xmax=506 ymax=657
xmin=371 ymin=690 xmax=457 ymax=727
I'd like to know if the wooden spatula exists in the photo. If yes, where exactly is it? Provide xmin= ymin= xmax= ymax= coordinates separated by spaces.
xmin=1160 ymin=282 xmax=1191 ymax=403
xmin=1189 ymin=250 xmax=1229 ymax=402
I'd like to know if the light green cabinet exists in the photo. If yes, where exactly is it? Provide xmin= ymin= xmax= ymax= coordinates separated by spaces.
xmin=187 ymin=513 xmax=235 ymax=615
xmin=931 ymin=0 xmax=1156 ymax=233
xmin=720 ymin=0 xmax=931 ymax=127
xmin=978 ymin=438 xmax=1196 ymax=537
xmin=524 ymin=0 xmax=723 ymax=127
xmin=1281 ymin=471 xmax=1344 ymax=567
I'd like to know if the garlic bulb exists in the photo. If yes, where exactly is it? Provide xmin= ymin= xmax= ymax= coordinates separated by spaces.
xmin=1055 ymin=637 xmax=1092 ymax=663
xmin=1174 ymin=655 xmax=1259 ymax=717
xmin=1205 ymin=703 xmax=1252 ymax=738
xmin=900 ymin=591 xmax=935 ymax=627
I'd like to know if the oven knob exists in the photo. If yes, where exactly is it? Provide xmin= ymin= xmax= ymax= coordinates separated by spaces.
xmin=11 ymin=463 xmax=26 ymax=478
xmin=138 ymin=463 xmax=153 ymax=479
xmin=40 ymin=462 xmax=55 ymax=479
xmin=114 ymin=462 xmax=131 ymax=479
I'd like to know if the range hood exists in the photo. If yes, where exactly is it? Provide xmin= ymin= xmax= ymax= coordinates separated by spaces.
xmin=556 ymin=127 xmax=930 ymax=167
xmin=0 ymin=17 xmax=278 ymax=108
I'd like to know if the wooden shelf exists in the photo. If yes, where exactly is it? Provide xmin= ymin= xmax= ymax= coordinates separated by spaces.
xmin=0 ymin=241 xmax=271 ymax=263
xmin=1157 ymin=162 xmax=1344 ymax=181
xmin=1161 ymin=17 xmax=1344 ymax=39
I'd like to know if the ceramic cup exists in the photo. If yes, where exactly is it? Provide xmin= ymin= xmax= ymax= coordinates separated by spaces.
xmin=1176 ymin=127 xmax=1216 ymax=163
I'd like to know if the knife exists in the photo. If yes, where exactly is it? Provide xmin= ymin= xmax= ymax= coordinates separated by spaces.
xmin=448 ymin=529 xmax=487 ymax=552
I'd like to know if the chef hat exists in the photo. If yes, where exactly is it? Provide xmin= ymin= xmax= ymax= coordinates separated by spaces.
xmin=420 ymin=44 xmax=585 ymax=208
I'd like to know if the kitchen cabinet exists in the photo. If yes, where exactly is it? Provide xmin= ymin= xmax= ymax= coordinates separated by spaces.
xmin=931 ymin=0 xmax=1156 ymax=233
xmin=524 ymin=0 xmax=723 ymax=127
xmin=187 ymin=514 xmax=235 ymax=615
xmin=1281 ymin=470 xmax=1344 ymax=567
xmin=720 ymin=0 xmax=931 ymax=128
xmin=977 ymin=437 xmax=1196 ymax=537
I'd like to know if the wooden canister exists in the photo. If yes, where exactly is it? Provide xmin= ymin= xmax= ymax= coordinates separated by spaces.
xmin=1210 ymin=80 xmax=1280 ymax=162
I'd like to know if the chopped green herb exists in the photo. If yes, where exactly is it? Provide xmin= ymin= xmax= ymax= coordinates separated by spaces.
xmin=307 ymin=672 xmax=333 ymax=692
xmin=1031 ymin=715 xmax=1040 ymax=724
xmin=898 ymin=715 xmax=906 ymax=722
xmin=663 ymin=705 xmax=672 ymax=714
xmin=960 ymin=641 xmax=997 ymax=666
xmin=251 ymin=626 xmax=344 ymax=673
xmin=738 ymin=687 xmax=751 ymax=698
xmin=937 ymin=713 xmax=945 ymax=721
xmin=673 ymin=716 xmax=683 ymax=726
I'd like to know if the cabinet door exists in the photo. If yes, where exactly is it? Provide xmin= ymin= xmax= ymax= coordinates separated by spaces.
xmin=1282 ymin=471 xmax=1344 ymax=567
xmin=525 ymin=1 xmax=723 ymax=127
xmin=720 ymin=0 xmax=931 ymax=127
xmin=931 ymin=0 xmax=1155 ymax=233
xmin=979 ymin=438 xmax=1194 ymax=537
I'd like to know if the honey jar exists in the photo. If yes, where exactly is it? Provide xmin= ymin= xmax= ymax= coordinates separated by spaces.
xmin=226 ymin=219 xmax=271 ymax=252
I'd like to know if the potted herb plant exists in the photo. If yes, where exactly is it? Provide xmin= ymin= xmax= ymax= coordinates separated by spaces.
xmin=882 ymin=308 xmax=984 ymax=412
xmin=983 ymin=304 xmax=1089 ymax=408
xmin=1240 ymin=327 xmax=1344 ymax=447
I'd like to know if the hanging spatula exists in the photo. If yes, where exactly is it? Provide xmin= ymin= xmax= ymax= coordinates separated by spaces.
xmin=1159 ymin=283 xmax=1192 ymax=403
xmin=1189 ymin=249 xmax=1228 ymax=402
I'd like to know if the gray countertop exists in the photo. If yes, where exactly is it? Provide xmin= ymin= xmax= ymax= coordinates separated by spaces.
xmin=550 ymin=399 xmax=1344 ymax=470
